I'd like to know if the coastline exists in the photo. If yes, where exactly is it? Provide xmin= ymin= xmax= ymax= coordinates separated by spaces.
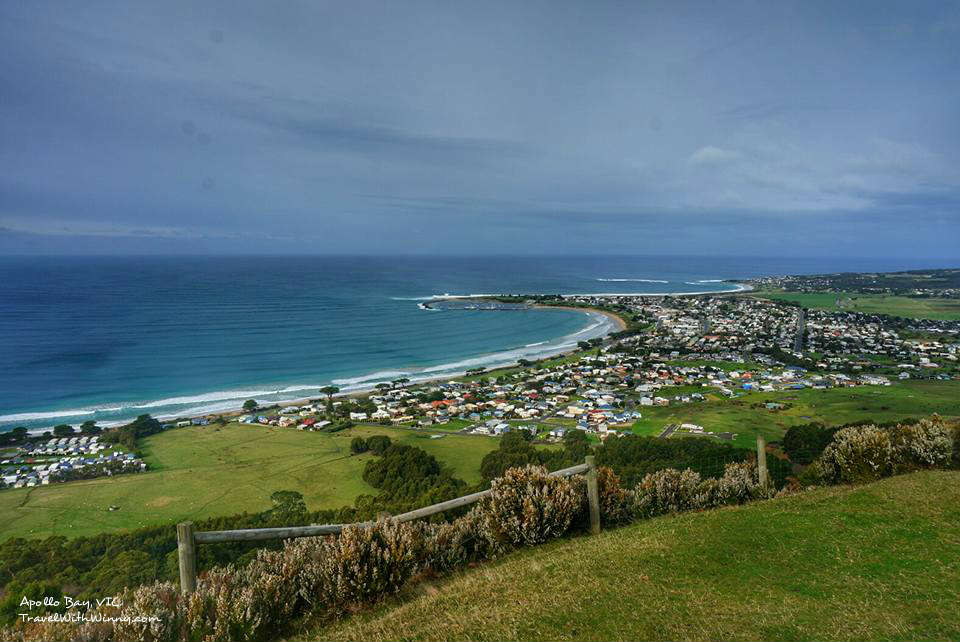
xmin=538 ymin=304 xmax=628 ymax=331
xmin=7 ymin=285 xmax=744 ymax=435
xmin=10 ymin=304 xmax=623 ymax=434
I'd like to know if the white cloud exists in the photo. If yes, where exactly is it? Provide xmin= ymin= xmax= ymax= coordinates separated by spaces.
xmin=688 ymin=146 xmax=742 ymax=165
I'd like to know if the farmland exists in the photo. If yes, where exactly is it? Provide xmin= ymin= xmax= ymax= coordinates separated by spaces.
xmin=0 ymin=423 xmax=498 ymax=540
xmin=748 ymin=290 xmax=960 ymax=320
xmin=630 ymin=380 xmax=960 ymax=448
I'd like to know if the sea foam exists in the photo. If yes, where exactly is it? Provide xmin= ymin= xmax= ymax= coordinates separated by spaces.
xmin=596 ymin=278 xmax=669 ymax=283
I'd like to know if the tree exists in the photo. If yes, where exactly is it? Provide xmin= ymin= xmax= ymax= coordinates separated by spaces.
xmin=242 ymin=399 xmax=258 ymax=412
xmin=350 ymin=436 xmax=368 ymax=454
xmin=366 ymin=435 xmax=392 ymax=455
xmin=80 ymin=420 xmax=101 ymax=435
xmin=320 ymin=386 xmax=340 ymax=401
xmin=268 ymin=490 xmax=307 ymax=521
xmin=562 ymin=429 xmax=591 ymax=462
xmin=52 ymin=424 xmax=74 ymax=438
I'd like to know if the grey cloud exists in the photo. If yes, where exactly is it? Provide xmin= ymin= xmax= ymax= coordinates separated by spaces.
xmin=0 ymin=0 xmax=958 ymax=257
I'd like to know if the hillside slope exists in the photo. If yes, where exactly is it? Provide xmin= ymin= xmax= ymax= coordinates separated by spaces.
xmin=301 ymin=470 xmax=960 ymax=642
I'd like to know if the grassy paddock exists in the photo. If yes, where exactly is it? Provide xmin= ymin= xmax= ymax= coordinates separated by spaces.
xmin=630 ymin=380 xmax=960 ymax=448
xmin=303 ymin=470 xmax=960 ymax=642
xmin=748 ymin=290 xmax=960 ymax=320
xmin=0 ymin=423 xmax=498 ymax=540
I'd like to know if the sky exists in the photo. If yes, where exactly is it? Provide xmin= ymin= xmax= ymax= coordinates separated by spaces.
xmin=1 ymin=1 xmax=959 ymax=258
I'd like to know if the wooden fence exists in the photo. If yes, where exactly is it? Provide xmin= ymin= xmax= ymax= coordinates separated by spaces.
xmin=177 ymin=437 xmax=769 ymax=594
xmin=177 ymin=456 xmax=598 ymax=594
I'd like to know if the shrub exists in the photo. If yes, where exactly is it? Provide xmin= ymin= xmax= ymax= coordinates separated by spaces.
xmin=952 ymin=422 xmax=960 ymax=468
xmin=888 ymin=417 xmax=953 ymax=473
xmin=422 ymin=508 xmax=501 ymax=574
xmin=633 ymin=468 xmax=702 ymax=518
xmin=479 ymin=465 xmax=582 ymax=547
xmin=815 ymin=418 xmax=953 ymax=484
xmin=569 ymin=468 xmax=630 ymax=530
xmin=595 ymin=466 xmax=634 ymax=526
xmin=815 ymin=424 xmax=893 ymax=484
xmin=296 ymin=519 xmax=424 ymax=615
xmin=712 ymin=461 xmax=770 ymax=505
xmin=110 ymin=581 xmax=184 ymax=642
xmin=240 ymin=546 xmax=306 ymax=628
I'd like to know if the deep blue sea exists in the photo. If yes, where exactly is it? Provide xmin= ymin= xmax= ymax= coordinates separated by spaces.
xmin=1 ymin=255 xmax=954 ymax=431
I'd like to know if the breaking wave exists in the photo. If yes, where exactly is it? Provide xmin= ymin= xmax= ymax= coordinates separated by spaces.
xmin=596 ymin=278 xmax=669 ymax=283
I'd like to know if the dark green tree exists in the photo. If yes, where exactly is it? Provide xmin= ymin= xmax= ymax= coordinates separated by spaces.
xmin=562 ymin=429 xmax=591 ymax=462
xmin=268 ymin=490 xmax=307 ymax=522
xmin=366 ymin=435 xmax=392 ymax=455
xmin=52 ymin=424 xmax=74 ymax=438
xmin=320 ymin=386 xmax=340 ymax=401
xmin=80 ymin=420 xmax=101 ymax=435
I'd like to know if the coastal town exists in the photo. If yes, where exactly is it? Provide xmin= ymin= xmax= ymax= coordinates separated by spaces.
xmin=2 ymin=289 xmax=958 ymax=491
xmin=199 ymin=292 xmax=958 ymax=442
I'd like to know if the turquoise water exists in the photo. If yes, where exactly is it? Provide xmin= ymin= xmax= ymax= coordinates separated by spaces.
xmin=0 ymin=255 xmax=947 ymax=430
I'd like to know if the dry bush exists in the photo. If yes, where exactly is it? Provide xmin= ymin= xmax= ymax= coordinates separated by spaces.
xmin=634 ymin=468 xmax=702 ymax=518
xmin=422 ymin=507 xmax=502 ymax=574
xmin=595 ymin=466 xmax=635 ymax=525
xmin=712 ymin=461 xmax=771 ymax=505
xmin=479 ymin=465 xmax=582 ymax=547
xmin=889 ymin=417 xmax=953 ymax=473
xmin=295 ymin=519 xmax=424 ymax=616
xmin=815 ymin=417 xmax=953 ymax=484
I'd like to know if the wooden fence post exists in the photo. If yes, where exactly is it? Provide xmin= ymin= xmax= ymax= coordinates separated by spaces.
xmin=177 ymin=521 xmax=197 ymax=594
xmin=756 ymin=435 xmax=769 ymax=489
xmin=585 ymin=455 xmax=601 ymax=535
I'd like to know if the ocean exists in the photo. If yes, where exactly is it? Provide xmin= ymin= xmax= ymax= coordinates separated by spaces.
xmin=1 ymin=254 xmax=953 ymax=431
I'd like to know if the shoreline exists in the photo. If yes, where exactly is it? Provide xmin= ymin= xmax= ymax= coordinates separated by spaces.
xmin=8 ymin=304 xmax=626 ymax=435
xmin=5 ymin=285 xmax=746 ymax=435
xmin=536 ymin=304 xmax=628 ymax=331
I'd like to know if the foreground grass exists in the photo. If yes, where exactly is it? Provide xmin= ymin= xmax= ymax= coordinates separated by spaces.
xmin=0 ymin=423 xmax=497 ymax=539
xmin=631 ymin=380 xmax=960 ymax=448
xmin=749 ymin=290 xmax=960 ymax=320
xmin=303 ymin=470 xmax=960 ymax=642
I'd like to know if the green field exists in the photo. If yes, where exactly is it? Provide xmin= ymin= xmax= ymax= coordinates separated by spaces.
xmin=3 ymin=380 xmax=957 ymax=540
xmin=631 ymin=380 xmax=960 ymax=448
xmin=0 ymin=424 xmax=498 ymax=540
xmin=749 ymin=290 xmax=960 ymax=320
xmin=303 ymin=470 xmax=960 ymax=642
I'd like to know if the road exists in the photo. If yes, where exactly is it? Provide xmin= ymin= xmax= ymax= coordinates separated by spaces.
xmin=658 ymin=423 xmax=678 ymax=439
xmin=793 ymin=309 xmax=805 ymax=353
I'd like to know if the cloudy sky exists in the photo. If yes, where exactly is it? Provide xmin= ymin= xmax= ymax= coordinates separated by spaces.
xmin=2 ymin=1 xmax=959 ymax=256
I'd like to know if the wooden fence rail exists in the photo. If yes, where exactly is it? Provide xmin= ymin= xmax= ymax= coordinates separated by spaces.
xmin=177 ymin=458 xmax=595 ymax=593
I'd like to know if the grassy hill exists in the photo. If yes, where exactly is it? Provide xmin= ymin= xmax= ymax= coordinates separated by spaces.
xmin=0 ymin=423 xmax=498 ymax=539
xmin=302 ymin=470 xmax=960 ymax=642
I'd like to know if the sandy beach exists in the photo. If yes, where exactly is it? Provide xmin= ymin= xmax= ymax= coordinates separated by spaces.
xmin=540 ymin=304 xmax=628 ymax=331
